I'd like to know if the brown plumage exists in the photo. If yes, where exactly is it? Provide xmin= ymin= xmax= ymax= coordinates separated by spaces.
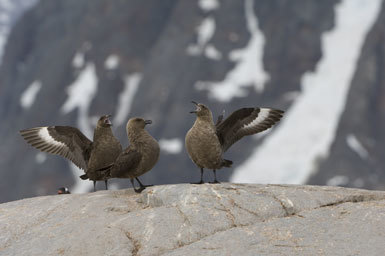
xmin=185 ymin=102 xmax=284 ymax=183
xmin=19 ymin=115 xmax=122 ymax=191
xmin=98 ymin=117 xmax=160 ymax=193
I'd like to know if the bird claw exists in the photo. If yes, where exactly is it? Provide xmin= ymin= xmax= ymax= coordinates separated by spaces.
xmin=209 ymin=180 xmax=220 ymax=184
xmin=134 ymin=187 xmax=146 ymax=193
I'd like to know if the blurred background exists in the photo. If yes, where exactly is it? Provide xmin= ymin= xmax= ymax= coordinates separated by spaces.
xmin=0 ymin=0 xmax=384 ymax=203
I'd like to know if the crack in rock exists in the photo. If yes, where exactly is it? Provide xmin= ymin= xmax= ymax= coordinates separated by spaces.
xmin=125 ymin=231 xmax=141 ymax=256
xmin=318 ymin=194 xmax=384 ymax=208
xmin=162 ymin=225 xmax=240 ymax=255
xmin=210 ymin=187 xmax=236 ymax=227
xmin=232 ymin=200 xmax=260 ymax=218
xmin=104 ymin=206 xmax=131 ymax=214
xmin=175 ymin=205 xmax=192 ymax=227
xmin=271 ymin=194 xmax=293 ymax=217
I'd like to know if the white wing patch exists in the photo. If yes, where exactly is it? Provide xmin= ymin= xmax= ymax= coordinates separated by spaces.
xmin=243 ymin=108 xmax=271 ymax=129
xmin=38 ymin=127 xmax=66 ymax=147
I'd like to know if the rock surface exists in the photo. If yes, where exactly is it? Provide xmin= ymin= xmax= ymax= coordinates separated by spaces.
xmin=1 ymin=183 xmax=385 ymax=255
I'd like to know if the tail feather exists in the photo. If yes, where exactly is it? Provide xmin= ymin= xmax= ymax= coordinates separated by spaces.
xmin=95 ymin=164 xmax=113 ymax=179
xmin=79 ymin=174 xmax=88 ymax=180
xmin=222 ymin=159 xmax=233 ymax=168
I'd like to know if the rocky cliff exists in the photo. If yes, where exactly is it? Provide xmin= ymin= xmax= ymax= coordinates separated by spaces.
xmin=1 ymin=184 xmax=385 ymax=255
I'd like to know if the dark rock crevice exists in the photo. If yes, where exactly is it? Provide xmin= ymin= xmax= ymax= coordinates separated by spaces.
xmin=124 ymin=231 xmax=141 ymax=256
xmin=317 ymin=194 xmax=385 ymax=208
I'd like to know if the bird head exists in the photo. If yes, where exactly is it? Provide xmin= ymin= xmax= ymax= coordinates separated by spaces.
xmin=190 ymin=101 xmax=212 ymax=119
xmin=126 ymin=117 xmax=152 ymax=131
xmin=97 ymin=115 xmax=113 ymax=128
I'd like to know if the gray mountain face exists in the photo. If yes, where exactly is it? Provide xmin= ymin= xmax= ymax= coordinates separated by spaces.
xmin=309 ymin=0 xmax=385 ymax=189
xmin=0 ymin=0 xmax=384 ymax=203
xmin=0 ymin=0 xmax=38 ymax=62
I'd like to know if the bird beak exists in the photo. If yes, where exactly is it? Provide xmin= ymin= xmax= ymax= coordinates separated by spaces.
xmin=190 ymin=101 xmax=198 ymax=113
xmin=105 ymin=115 xmax=112 ymax=126
xmin=144 ymin=120 xmax=152 ymax=125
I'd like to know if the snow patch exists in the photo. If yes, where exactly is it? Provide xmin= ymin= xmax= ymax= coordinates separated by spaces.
xmin=69 ymin=163 xmax=93 ymax=194
xmin=195 ymin=0 xmax=269 ymax=102
xmin=159 ymin=138 xmax=183 ymax=154
xmin=113 ymin=73 xmax=142 ymax=127
xmin=231 ymin=0 xmax=382 ymax=184
xmin=61 ymin=63 xmax=98 ymax=138
xmin=187 ymin=16 xmax=216 ymax=57
xmin=198 ymin=0 xmax=219 ymax=12
xmin=72 ymin=52 xmax=85 ymax=68
xmin=205 ymin=44 xmax=222 ymax=60
xmin=104 ymin=54 xmax=120 ymax=70
xmin=35 ymin=152 xmax=47 ymax=164
xmin=20 ymin=80 xmax=42 ymax=109
xmin=326 ymin=175 xmax=349 ymax=186
xmin=346 ymin=134 xmax=369 ymax=159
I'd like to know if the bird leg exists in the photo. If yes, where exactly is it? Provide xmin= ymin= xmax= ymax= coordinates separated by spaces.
xmin=191 ymin=168 xmax=204 ymax=184
xmin=130 ymin=178 xmax=145 ymax=193
xmin=210 ymin=169 xmax=220 ymax=184
xmin=135 ymin=177 xmax=153 ymax=188
xmin=104 ymin=180 xmax=108 ymax=190
xmin=93 ymin=180 xmax=96 ymax=192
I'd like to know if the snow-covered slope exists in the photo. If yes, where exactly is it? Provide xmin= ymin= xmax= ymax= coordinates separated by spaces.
xmin=195 ymin=0 xmax=269 ymax=101
xmin=231 ymin=0 xmax=382 ymax=184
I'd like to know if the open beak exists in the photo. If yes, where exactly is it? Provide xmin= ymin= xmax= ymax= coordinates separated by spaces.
xmin=144 ymin=120 xmax=152 ymax=125
xmin=105 ymin=115 xmax=112 ymax=126
xmin=190 ymin=101 xmax=198 ymax=113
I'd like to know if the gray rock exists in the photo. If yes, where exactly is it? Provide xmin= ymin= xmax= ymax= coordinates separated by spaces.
xmin=1 ymin=184 xmax=384 ymax=255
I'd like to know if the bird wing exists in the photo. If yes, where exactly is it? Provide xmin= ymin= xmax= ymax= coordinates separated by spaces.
xmin=109 ymin=146 xmax=142 ymax=178
xmin=215 ymin=110 xmax=225 ymax=126
xmin=20 ymin=126 xmax=92 ymax=170
xmin=216 ymin=108 xmax=284 ymax=152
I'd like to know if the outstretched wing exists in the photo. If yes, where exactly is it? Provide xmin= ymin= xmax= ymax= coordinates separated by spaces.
xmin=216 ymin=108 xmax=284 ymax=152
xmin=109 ymin=146 xmax=142 ymax=178
xmin=20 ymin=126 xmax=92 ymax=170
